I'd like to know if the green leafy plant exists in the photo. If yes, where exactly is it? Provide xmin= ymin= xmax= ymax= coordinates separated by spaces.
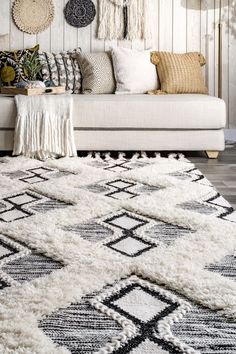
xmin=22 ymin=51 xmax=43 ymax=81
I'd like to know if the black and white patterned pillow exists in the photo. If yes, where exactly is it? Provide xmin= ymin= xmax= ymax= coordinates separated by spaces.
xmin=39 ymin=48 xmax=82 ymax=93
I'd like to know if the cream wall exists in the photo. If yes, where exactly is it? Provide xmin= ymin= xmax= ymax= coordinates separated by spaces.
xmin=0 ymin=0 xmax=235 ymax=128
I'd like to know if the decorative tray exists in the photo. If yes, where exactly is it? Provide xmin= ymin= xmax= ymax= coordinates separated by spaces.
xmin=0 ymin=86 xmax=65 ymax=96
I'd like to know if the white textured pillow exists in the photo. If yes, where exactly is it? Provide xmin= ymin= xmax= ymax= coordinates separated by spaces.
xmin=0 ymin=34 xmax=9 ymax=51
xmin=111 ymin=47 xmax=159 ymax=94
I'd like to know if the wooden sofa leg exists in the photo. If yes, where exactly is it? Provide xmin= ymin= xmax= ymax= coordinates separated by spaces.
xmin=205 ymin=151 xmax=219 ymax=159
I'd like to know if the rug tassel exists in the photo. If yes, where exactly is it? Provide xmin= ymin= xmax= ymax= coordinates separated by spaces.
xmin=141 ymin=151 xmax=147 ymax=159
xmin=168 ymin=153 xmax=177 ymax=159
xmin=131 ymin=152 xmax=139 ymax=160
xmin=177 ymin=153 xmax=188 ymax=161
xmin=95 ymin=152 xmax=102 ymax=160
xmin=104 ymin=152 xmax=111 ymax=161
xmin=118 ymin=152 xmax=126 ymax=159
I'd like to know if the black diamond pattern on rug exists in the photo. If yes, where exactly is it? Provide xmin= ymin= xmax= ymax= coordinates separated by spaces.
xmin=82 ymin=178 xmax=161 ymax=200
xmin=0 ymin=192 xmax=39 ymax=222
xmin=205 ymin=255 xmax=236 ymax=280
xmin=89 ymin=276 xmax=193 ymax=354
xmin=63 ymin=211 xmax=156 ymax=256
xmin=64 ymin=210 xmax=194 ymax=250
xmin=105 ymin=179 xmax=138 ymax=200
xmin=87 ymin=158 xmax=151 ymax=172
xmin=103 ymin=212 xmax=156 ymax=257
xmin=105 ymin=179 xmax=161 ymax=200
xmin=39 ymin=293 xmax=122 ymax=354
xmin=104 ymin=160 xmax=132 ymax=173
xmin=2 ymin=166 xmax=71 ymax=184
xmin=0 ymin=191 xmax=72 ymax=222
xmin=19 ymin=167 xmax=56 ymax=184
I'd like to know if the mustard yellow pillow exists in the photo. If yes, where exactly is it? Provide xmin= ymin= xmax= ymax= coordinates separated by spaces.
xmin=150 ymin=52 xmax=208 ymax=94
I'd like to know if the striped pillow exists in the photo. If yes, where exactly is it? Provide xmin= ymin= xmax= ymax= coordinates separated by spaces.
xmin=39 ymin=48 xmax=82 ymax=93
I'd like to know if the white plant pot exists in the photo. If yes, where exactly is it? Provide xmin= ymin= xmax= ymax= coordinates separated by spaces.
xmin=27 ymin=81 xmax=46 ymax=89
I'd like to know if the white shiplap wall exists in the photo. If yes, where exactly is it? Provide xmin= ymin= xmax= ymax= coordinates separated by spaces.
xmin=0 ymin=0 xmax=236 ymax=127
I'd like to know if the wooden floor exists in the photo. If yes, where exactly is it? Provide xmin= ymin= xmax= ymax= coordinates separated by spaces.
xmin=187 ymin=145 xmax=236 ymax=208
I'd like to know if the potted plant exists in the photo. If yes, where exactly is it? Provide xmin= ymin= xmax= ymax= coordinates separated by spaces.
xmin=19 ymin=51 xmax=45 ymax=88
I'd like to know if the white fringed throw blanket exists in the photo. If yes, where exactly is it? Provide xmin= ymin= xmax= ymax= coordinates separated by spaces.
xmin=13 ymin=94 xmax=77 ymax=160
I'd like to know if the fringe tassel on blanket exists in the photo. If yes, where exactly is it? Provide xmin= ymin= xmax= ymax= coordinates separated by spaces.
xmin=97 ymin=0 xmax=153 ymax=40
xmin=13 ymin=95 xmax=77 ymax=160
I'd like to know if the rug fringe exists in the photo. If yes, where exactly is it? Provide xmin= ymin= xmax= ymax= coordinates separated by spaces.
xmin=141 ymin=151 xmax=147 ymax=158
xmin=118 ymin=152 xmax=126 ymax=159
xmin=79 ymin=152 xmax=186 ymax=161
xmin=167 ymin=153 xmax=188 ymax=161
xmin=131 ymin=152 xmax=140 ymax=160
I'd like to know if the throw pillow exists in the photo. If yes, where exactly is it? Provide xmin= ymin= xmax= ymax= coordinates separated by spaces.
xmin=0 ymin=34 xmax=9 ymax=51
xmin=150 ymin=51 xmax=208 ymax=94
xmin=77 ymin=52 xmax=115 ymax=94
xmin=0 ymin=44 xmax=39 ymax=86
xmin=39 ymin=48 xmax=82 ymax=93
xmin=111 ymin=47 xmax=159 ymax=94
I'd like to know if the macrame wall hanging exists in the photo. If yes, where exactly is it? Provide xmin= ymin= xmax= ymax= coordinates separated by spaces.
xmin=12 ymin=0 xmax=55 ymax=34
xmin=64 ymin=0 xmax=96 ymax=28
xmin=97 ymin=0 xmax=153 ymax=40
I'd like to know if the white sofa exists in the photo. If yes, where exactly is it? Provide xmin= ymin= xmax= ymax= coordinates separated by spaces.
xmin=0 ymin=93 xmax=226 ymax=157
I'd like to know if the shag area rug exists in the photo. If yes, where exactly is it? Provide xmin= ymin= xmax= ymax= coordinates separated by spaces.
xmin=0 ymin=153 xmax=235 ymax=354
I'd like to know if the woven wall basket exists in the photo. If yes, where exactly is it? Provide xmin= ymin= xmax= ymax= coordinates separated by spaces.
xmin=64 ymin=0 xmax=96 ymax=28
xmin=12 ymin=0 xmax=55 ymax=35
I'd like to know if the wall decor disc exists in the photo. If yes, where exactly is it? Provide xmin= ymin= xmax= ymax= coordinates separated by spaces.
xmin=12 ymin=0 xmax=55 ymax=34
xmin=64 ymin=0 xmax=96 ymax=28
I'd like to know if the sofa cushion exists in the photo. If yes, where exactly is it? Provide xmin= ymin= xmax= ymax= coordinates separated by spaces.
xmin=72 ymin=94 xmax=226 ymax=129
xmin=111 ymin=47 xmax=159 ymax=94
xmin=77 ymin=52 xmax=115 ymax=94
xmin=0 ymin=94 xmax=226 ymax=130
xmin=39 ymin=48 xmax=81 ymax=94
xmin=150 ymin=52 xmax=208 ymax=95
xmin=0 ymin=45 xmax=39 ymax=86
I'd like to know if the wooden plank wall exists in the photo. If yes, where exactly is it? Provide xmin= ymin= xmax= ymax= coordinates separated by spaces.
xmin=0 ymin=0 xmax=235 ymax=128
